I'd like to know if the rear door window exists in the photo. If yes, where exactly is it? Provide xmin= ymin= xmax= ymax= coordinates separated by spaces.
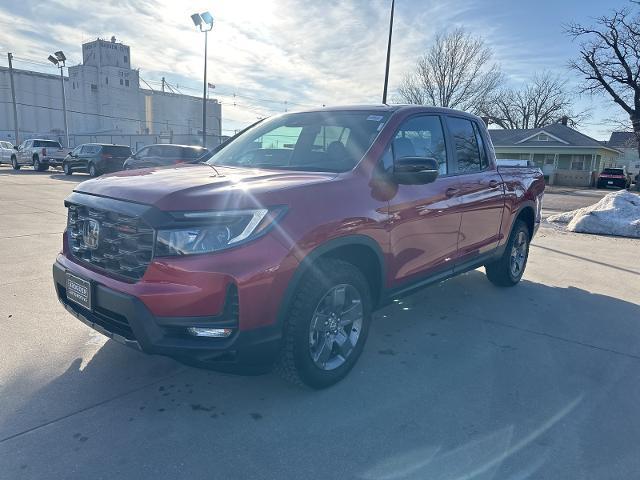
xmin=446 ymin=116 xmax=482 ymax=173
xmin=102 ymin=146 xmax=132 ymax=157
xmin=158 ymin=146 xmax=183 ymax=158
xmin=181 ymin=147 xmax=206 ymax=159
xmin=147 ymin=146 xmax=164 ymax=157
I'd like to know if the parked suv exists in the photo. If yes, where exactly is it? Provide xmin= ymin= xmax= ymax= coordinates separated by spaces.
xmin=597 ymin=167 xmax=632 ymax=189
xmin=63 ymin=144 xmax=132 ymax=177
xmin=0 ymin=141 xmax=14 ymax=165
xmin=53 ymin=105 xmax=545 ymax=388
xmin=11 ymin=139 xmax=70 ymax=171
xmin=123 ymin=144 xmax=208 ymax=170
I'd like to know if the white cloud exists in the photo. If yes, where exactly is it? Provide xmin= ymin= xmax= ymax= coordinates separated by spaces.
xmin=0 ymin=0 xmax=630 ymax=138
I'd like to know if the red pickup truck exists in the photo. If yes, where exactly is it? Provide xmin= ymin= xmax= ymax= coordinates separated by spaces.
xmin=53 ymin=105 xmax=544 ymax=388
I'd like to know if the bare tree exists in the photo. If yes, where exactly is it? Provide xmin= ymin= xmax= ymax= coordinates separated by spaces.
xmin=482 ymin=72 xmax=588 ymax=129
xmin=567 ymin=6 xmax=640 ymax=153
xmin=397 ymin=28 xmax=503 ymax=114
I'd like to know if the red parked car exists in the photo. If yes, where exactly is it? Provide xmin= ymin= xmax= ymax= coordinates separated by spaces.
xmin=53 ymin=105 xmax=545 ymax=388
xmin=597 ymin=167 xmax=632 ymax=189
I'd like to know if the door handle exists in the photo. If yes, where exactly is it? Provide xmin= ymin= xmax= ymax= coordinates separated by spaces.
xmin=489 ymin=180 xmax=500 ymax=188
xmin=445 ymin=187 xmax=460 ymax=198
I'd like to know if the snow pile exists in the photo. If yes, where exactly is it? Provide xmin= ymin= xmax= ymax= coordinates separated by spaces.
xmin=547 ymin=190 xmax=640 ymax=238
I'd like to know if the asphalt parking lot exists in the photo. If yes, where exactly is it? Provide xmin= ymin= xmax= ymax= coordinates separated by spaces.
xmin=1 ymin=167 xmax=639 ymax=479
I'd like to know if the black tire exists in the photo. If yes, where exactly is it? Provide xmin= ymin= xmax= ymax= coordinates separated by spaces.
xmin=11 ymin=156 xmax=20 ymax=170
xmin=485 ymin=219 xmax=531 ymax=287
xmin=63 ymin=162 xmax=73 ymax=175
xmin=89 ymin=163 xmax=98 ymax=177
xmin=33 ymin=155 xmax=48 ymax=172
xmin=276 ymin=258 xmax=372 ymax=389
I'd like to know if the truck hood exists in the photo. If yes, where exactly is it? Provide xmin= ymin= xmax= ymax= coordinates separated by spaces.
xmin=73 ymin=164 xmax=338 ymax=210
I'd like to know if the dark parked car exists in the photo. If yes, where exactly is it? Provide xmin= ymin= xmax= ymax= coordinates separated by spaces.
xmin=597 ymin=167 xmax=631 ymax=189
xmin=53 ymin=105 xmax=545 ymax=389
xmin=123 ymin=144 xmax=208 ymax=170
xmin=63 ymin=144 xmax=132 ymax=177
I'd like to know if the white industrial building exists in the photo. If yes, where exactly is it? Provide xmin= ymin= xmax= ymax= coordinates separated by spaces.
xmin=0 ymin=37 xmax=221 ymax=147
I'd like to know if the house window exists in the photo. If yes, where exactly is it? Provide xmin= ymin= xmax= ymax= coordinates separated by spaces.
xmin=124 ymin=55 xmax=128 ymax=63
xmin=535 ymin=134 xmax=549 ymax=141
xmin=570 ymin=155 xmax=589 ymax=170
xmin=120 ymin=78 xmax=124 ymax=85
xmin=91 ymin=84 xmax=97 ymax=91
xmin=125 ymin=79 xmax=130 ymax=87
xmin=105 ymin=77 xmax=108 ymax=85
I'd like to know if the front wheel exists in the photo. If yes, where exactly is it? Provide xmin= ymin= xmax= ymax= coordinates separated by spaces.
xmin=88 ymin=163 xmax=98 ymax=177
xmin=276 ymin=258 xmax=372 ymax=389
xmin=11 ymin=156 xmax=20 ymax=170
xmin=485 ymin=220 xmax=530 ymax=287
xmin=63 ymin=162 xmax=73 ymax=175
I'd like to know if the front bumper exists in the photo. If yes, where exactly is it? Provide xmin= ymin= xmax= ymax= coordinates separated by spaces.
xmin=46 ymin=157 xmax=66 ymax=167
xmin=53 ymin=261 xmax=282 ymax=367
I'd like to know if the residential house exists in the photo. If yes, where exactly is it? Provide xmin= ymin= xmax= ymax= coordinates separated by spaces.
xmin=605 ymin=132 xmax=640 ymax=176
xmin=488 ymin=121 xmax=621 ymax=187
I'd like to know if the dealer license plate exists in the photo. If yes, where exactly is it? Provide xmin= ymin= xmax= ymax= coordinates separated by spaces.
xmin=66 ymin=272 xmax=92 ymax=310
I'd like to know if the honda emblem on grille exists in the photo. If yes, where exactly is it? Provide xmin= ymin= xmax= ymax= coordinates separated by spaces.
xmin=84 ymin=219 xmax=100 ymax=250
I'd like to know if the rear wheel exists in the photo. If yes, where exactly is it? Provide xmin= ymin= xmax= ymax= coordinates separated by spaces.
xmin=63 ymin=162 xmax=73 ymax=175
xmin=33 ymin=156 xmax=48 ymax=172
xmin=11 ymin=156 xmax=20 ymax=170
xmin=485 ymin=220 xmax=530 ymax=287
xmin=276 ymin=258 xmax=372 ymax=389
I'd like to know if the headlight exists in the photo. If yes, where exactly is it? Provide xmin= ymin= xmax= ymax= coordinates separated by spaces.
xmin=155 ymin=207 xmax=284 ymax=256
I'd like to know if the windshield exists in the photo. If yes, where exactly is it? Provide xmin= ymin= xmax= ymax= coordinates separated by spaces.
xmin=602 ymin=168 xmax=624 ymax=175
xmin=207 ymin=111 xmax=390 ymax=172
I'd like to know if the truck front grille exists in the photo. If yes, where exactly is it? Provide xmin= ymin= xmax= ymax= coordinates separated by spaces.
xmin=67 ymin=203 xmax=154 ymax=281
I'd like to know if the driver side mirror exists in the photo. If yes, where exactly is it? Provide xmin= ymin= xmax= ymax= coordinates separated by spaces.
xmin=393 ymin=157 xmax=440 ymax=185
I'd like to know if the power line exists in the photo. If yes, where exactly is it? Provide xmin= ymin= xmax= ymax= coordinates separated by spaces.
xmin=0 ymin=100 xmax=239 ymax=133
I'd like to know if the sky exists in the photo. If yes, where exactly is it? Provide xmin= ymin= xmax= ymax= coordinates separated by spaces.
xmin=0 ymin=0 xmax=634 ymax=139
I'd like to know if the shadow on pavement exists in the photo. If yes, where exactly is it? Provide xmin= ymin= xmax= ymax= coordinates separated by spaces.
xmin=2 ymin=271 xmax=640 ymax=478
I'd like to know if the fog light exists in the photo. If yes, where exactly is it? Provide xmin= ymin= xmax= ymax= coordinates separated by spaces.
xmin=187 ymin=327 xmax=233 ymax=338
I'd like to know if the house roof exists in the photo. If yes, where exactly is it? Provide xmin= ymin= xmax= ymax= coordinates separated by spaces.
xmin=608 ymin=131 xmax=638 ymax=148
xmin=488 ymin=123 xmax=618 ymax=152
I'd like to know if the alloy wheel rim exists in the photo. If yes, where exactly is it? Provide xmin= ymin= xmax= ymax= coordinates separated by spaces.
xmin=510 ymin=231 xmax=528 ymax=277
xmin=308 ymin=284 xmax=363 ymax=371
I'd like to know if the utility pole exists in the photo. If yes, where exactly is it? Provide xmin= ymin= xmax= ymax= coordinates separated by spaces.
xmin=7 ymin=53 xmax=19 ymax=145
xmin=382 ymin=0 xmax=395 ymax=104
xmin=162 ymin=77 xmax=165 ymax=92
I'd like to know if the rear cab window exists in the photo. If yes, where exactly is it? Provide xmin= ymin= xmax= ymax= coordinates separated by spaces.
xmin=34 ymin=140 xmax=62 ymax=149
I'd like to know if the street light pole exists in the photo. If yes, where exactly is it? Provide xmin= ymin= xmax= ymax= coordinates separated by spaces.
xmin=191 ymin=11 xmax=214 ymax=148
xmin=202 ymin=29 xmax=208 ymax=148
xmin=59 ymin=63 xmax=70 ymax=148
xmin=382 ymin=0 xmax=395 ymax=104
xmin=48 ymin=51 xmax=69 ymax=147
